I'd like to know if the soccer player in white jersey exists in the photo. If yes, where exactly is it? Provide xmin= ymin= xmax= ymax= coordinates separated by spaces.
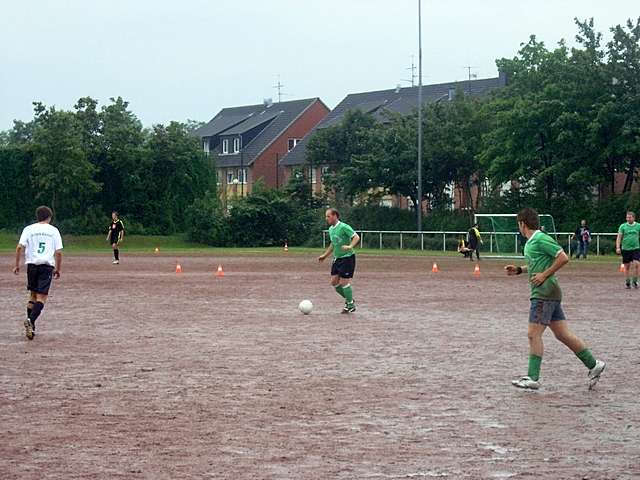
xmin=13 ymin=206 xmax=63 ymax=340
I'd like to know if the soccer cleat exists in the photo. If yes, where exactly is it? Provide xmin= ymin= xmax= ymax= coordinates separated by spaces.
xmin=511 ymin=376 xmax=540 ymax=390
xmin=634 ymin=281 xmax=638 ymax=289
xmin=344 ymin=302 xmax=356 ymax=313
xmin=112 ymin=260 xmax=120 ymax=265
xmin=588 ymin=360 xmax=605 ymax=390
xmin=24 ymin=318 xmax=34 ymax=340
xmin=626 ymin=282 xmax=631 ymax=289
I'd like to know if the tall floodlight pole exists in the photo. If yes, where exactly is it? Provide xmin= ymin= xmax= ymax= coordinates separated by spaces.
xmin=417 ymin=0 xmax=424 ymax=231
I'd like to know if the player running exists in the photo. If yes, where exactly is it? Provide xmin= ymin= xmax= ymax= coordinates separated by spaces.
xmin=616 ymin=211 xmax=640 ymax=289
xmin=318 ymin=208 xmax=360 ymax=313
xmin=107 ymin=211 xmax=125 ymax=264
xmin=505 ymin=208 xmax=605 ymax=390
xmin=13 ymin=206 xmax=63 ymax=340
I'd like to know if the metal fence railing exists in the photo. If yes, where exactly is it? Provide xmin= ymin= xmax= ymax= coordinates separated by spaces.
xmin=321 ymin=230 xmax=619 ymax=256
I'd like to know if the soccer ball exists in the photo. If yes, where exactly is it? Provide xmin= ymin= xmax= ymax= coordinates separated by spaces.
xmin=298 ymin=299 xmax=313 ymax=315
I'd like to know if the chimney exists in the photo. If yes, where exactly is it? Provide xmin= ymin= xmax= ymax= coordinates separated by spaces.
xmin=498 ymin=70 xmax=509 ymax=86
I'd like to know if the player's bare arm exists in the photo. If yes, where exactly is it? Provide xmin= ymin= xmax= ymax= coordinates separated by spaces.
xmin=341 ymin=232 xmax=361 ymax=252
xmin=615 ymin=232 xmax=622 ymax=255
xmin=54 ymin=249 xmax=63 ymax=278
xmin=530 ymin=250 xmax=569 ymax=286
xmin=13 ymin=244 xmax=23 ymax=274
xmin=505 ymin=264 xmax=527 ymax=276
xmin=318 ymin=244 xmax=333 ymax=262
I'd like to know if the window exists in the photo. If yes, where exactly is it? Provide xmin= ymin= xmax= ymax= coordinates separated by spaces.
xmin=222 ymin=139 xmax=229 ymax=154
xmin=308 ymin=166 xmax=317 ymax=184
xmin=238 ymin=168 xmax=248 ymax=184
xmin=288 ymin=138 xmax=300 ymax=152
xmin=321 ymin=166 xmax=329 ymax=179
xmin=233 ymin=137 xmax=240 ymax=153
xmin=203 ymin=138 xmax=210 ymax=155
xmin=226 ymin=170 xmax=234 ymax=184
xmin=448 ymin=88 xmax=455 ymax=101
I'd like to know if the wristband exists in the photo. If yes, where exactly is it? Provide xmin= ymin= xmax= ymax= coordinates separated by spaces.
xmin=516 ymin=266 xmax=523 ymax=275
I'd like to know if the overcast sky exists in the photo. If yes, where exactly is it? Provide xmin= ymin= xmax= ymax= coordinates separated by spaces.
xmin=1 ymin=0 xmax=637 ymax=130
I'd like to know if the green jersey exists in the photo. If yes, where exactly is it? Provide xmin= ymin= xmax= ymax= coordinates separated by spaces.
xmin=524 ymin=230 xmax=564 ymax=301
xmin=329 ymin=221 xmax=357 ymax=259
xmin=618 ymin=222 xmax=640 ymax=251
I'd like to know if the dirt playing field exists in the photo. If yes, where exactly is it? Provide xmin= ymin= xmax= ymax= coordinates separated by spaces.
xmin=1 ymin=252 xmax=638 ymax=479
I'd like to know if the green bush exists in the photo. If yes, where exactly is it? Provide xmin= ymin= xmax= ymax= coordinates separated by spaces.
xmin=185 ymin=191 xmax=230 ymax=246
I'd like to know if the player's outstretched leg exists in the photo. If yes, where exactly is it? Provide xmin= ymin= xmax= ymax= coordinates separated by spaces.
xmin=24 ymin=295 xmax=37 ymax=340
xmin=624 ymin=262 xmax=631 ymax=289
xmin=112 ymin=243 xmax=120 ymax=264
xmin=341 ymin=282 xmax=356 ymax=313
xmin=548 ymin=320 xmax=605 ymax=390
xmin=512 ymin=323 xmax=544 ymax=390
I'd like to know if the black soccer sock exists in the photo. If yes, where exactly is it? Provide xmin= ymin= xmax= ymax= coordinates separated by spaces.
xmin=27 ymin=300 xmax=35 ymax=318
xmin=114 ymin=248 xmax=119 ymax=260
xmin=29 ymin=301 xmax=44 ymax=327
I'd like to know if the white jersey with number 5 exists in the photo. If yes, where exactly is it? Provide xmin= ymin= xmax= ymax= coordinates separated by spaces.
xmin=18 ymin=223 xmax=64 ymax=267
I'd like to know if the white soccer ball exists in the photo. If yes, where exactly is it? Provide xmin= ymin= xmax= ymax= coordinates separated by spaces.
xmin=298 ymin=299 xmax=313 ymax=315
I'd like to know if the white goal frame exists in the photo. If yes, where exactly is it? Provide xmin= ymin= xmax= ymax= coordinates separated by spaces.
xmin=474 ymin=213 xmax=557 ymax=258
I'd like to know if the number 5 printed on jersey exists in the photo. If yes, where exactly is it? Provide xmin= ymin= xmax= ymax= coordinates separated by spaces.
xmin=38 ymin=242 xmax=46 ymax=254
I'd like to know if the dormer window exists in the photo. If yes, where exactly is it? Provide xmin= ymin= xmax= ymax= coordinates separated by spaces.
xmin=222 ymin=139 xmax=229 ymax=154
xmin=288 ymin=138 xmax=300 ymax=152
xmin=233 ymin=137 xmax=240 ymax=153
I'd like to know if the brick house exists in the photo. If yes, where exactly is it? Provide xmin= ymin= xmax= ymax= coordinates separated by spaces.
xmin=280 ymin=75 xmax=507 ymax=208
xmin=194 ymin=98 xmax=329 ymax=202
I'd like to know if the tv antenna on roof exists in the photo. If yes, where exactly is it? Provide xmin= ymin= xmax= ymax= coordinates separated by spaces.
xmin=273 ymin=75 xmax=289 ymax=103
xmin=464 ymin=65 xmax=478 ymax=94
xmin=401 ymin=55 xmax=418 ymax=87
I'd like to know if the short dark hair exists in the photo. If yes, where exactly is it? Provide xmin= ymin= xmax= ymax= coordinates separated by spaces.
xmin=112 ymin=210 xmax=118 ymax=216
xmin=36 ymin=206 xmax=53 ymax=222
xmin=627 ymin=211 xmax=636 ymax=218
xmin=326 ymin=208 xmax=340 ymax=219
xmin=517 ymin=208 xmax=540 ymax=230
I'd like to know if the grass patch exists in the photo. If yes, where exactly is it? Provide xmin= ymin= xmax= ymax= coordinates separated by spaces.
xmin=0 ymin=231 xmax=621 ymax=262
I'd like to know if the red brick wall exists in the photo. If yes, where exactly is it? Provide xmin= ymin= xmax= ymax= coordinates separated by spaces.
xmin=251 ymin=100 xmax=329 ymax=188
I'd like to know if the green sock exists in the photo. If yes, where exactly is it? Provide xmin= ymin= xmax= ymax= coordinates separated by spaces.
xmin=576 ymin=348 xmax=597 ymax=370
xmin=335 ymin=285 xmax=345 ymax=299
xmin=528 ymin=354 xmax=542 ymax=381
xmin=342 ymin=284 xmax=354 ymax=304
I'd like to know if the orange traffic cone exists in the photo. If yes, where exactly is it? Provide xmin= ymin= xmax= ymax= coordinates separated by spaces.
xmin=473 ymin=263 xmax=480 ymax=277
xmin=284 ymin=242 xmax=289 ymax=252
xmin=432 ymin=262 xmax=439 ymax=273
xmin=619 ymin=263 xmax=626 ymax=273
xmin=216 ymin=264 xmax=224 ymax=277
xmin=175 ymin=263 xmax=182 ymax=273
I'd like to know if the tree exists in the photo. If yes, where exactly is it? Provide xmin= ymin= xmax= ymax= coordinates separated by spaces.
xmin=98 ymin=97 xmax=147 ymax=219
xmin=144 ymin=121 xmax=215 ymax=232
xmin=306 ymin=109 xmax=377 ymax=203
xmin=31 ymin=104 xmax=100 ymax=218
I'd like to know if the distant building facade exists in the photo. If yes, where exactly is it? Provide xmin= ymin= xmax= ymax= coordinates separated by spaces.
xmin=194 ymin=98 xmax=329 ymax=202
xmin=280 ymin=74 xmax=508 ymax=209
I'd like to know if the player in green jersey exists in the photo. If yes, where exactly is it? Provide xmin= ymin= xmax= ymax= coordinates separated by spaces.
xmin=616 ymin=211 xmax=640 ymax=289
xmin=505 ymin=208 xmax=605 ymax=390
xmin=318 ymin=208 xmax=360 ymax=313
